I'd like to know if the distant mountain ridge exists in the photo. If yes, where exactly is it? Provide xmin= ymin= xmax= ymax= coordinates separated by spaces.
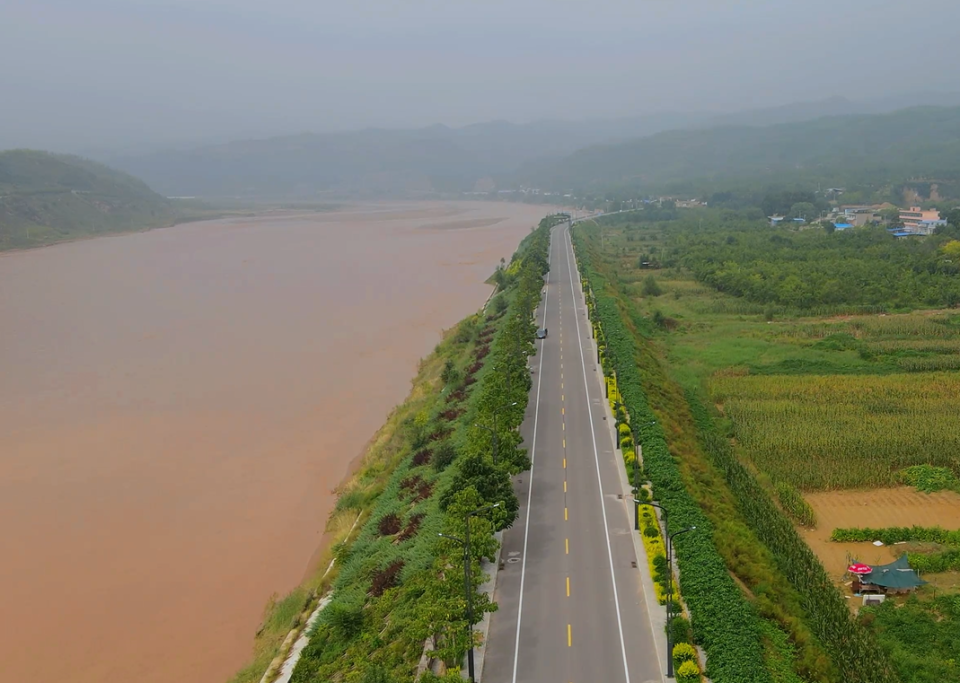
xmin=104 ymin=93 xmax=960 ymax=199
xmin=0 ymin=150 xmax=176 ymax=250
xmin=519 ymin=105 xmax=960 ymax=197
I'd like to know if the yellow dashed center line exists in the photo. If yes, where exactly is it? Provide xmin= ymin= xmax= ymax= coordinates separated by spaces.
xmin=567 ymin=624 xmax=572 ymax=647
xmin=563 ymin=480 xmax=567 ymax=493
xmin=565 ymin=537 xmax=569 ymax=554
xmin=566 ymin=576 xmax=571 ymax=597
xmin=564 ymin=507 xmax=568 ymax=521
xmin=563 ymin=458 xmax=566 ymax=469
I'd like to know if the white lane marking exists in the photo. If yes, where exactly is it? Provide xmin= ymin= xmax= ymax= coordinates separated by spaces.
xmin=562 ymin=226 xmax=632 ymax=683
xmin=511 ymin=230 xmax=554 ymax=683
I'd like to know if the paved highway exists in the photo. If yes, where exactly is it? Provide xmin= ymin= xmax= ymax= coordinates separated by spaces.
xmin=483 ymin=224 xmax=662 ymax=683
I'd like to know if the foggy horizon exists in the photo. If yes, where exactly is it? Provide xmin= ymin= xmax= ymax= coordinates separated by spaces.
xmin=4 ymin=0 xmax=959 ymax=154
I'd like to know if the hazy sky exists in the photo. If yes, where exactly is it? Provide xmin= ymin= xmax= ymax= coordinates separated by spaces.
xmin=2 ymin=0 xmax=958 ymax=153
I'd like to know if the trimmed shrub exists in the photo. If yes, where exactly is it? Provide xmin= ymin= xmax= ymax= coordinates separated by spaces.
xmin=369 ymin=560 xmax=404 ymax=597
xmin=674 ymin=642 xmax=698 ymax=666
xmin=676 ymin=659 xmax=701 ymax=683
xmin=377 ymin=513 xmax=401 ymax=537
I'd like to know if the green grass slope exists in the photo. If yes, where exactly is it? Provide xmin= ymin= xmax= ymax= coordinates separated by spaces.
xmin=0 ymin=149 xmax=176 ymax=250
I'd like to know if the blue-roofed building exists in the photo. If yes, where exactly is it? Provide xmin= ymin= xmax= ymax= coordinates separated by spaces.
xmin=891 ymin=230 xmax=920 ymax=238
xmin=834 ymin=223 xmax=854 ymax=230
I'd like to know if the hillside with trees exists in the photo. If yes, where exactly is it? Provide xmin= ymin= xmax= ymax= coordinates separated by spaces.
xmin=103 ymin=97 xmax=960 ymax=200
xmin=0 ymin=150 xmax=177 ymax=250
xmin=523 ymin=106 xmax=960 ymax=203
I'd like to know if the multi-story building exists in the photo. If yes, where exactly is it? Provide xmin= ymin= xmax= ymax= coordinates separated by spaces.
xmin=900 ymin=207 xmax=946 ymax=234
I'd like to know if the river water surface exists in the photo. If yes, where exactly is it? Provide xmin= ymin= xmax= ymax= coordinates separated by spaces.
xmin=0 ymin=201 xmax=549 ymax=683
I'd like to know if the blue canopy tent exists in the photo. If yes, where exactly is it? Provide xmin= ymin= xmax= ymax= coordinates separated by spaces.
xmin=855 ymin=555 xmax=926 ymax=594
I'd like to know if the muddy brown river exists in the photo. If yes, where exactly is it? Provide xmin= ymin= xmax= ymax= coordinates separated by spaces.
xmin=0 ymin=202 xmax=550 ymax=683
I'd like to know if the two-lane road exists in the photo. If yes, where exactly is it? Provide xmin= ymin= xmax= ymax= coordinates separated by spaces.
xmin=483 ymin=224 xmax=661 ymax=683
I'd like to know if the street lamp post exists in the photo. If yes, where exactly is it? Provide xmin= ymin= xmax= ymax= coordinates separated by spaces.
xmin=666 ymin=525 xmax=697 ymax=678
xmin=438 ymin=502 xmax=501 ymax=683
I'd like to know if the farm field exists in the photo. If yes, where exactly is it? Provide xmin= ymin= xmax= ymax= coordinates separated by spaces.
xmin=576 ymin=210 xmax=960 ymax=683
xmin=800 ymin=488 xmax=960 ymax=581
xmin=711 ymin=373 xmax=960 ymax=490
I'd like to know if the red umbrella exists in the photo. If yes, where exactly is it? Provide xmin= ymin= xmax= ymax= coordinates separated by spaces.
xmin=848 ymin=563 xmax=872 ymax=575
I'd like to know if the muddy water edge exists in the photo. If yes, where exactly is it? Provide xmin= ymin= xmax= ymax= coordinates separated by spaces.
xmin=0 ymin=201 xmax=551 ymax=683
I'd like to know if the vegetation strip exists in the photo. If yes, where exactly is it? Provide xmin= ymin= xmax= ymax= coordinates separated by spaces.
xmin=572 ymin=232 xmax=769 ymax=683
xmin=255 ymin=214 xmax=563 ymax=683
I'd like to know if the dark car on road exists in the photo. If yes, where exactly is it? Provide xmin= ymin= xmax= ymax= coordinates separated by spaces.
xmin=536 ymin=328 xmax=548 ymax=339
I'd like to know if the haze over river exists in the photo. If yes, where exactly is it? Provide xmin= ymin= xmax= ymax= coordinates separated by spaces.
xmin=0 ymin=201 xmax=549 ymax=683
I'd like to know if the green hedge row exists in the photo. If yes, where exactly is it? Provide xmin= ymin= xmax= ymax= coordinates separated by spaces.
xmin=831 ymin=526 xmax=960 ymax=546
xmin=907 ymin=549 xmax=960 ymax=573
xmin=571 ymin=231 xmax=771 ymax=683
xmin=289 ymin=214 xmax=560 ymax=682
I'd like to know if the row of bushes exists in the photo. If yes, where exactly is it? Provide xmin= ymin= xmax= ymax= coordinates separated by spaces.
xmin=288 ymin=214 xmax=561 ymax=682
xmin=596 ymin=269 xmax=705 ymax=683
xmin=906 ymin=548 xmax=960 ymax=573
xmin=831 ymin=526 xmax=960 ymax=546
xmin=572 ymin=233 xmax=769 ymax=683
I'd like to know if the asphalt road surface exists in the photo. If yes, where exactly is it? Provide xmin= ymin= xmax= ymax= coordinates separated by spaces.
xmin=483 ymin=224 xmax=662 ymax=683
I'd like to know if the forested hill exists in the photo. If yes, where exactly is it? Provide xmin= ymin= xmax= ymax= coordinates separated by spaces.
xmin=522 ymin=106 xmax=960 ymax=197
xmin=0 ymin=150 xmax=176 ymax=250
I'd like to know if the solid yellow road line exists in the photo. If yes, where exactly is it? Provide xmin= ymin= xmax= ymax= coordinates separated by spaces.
xmin=567 ymin=624 xmax=572 ymax=647
xmin=566 ymin=576 xmax=571 ymax=597
xmin=565 ymin=538 xmax=569 ymax=554
xmin=564 ymin=507 xmax=568 ymax=521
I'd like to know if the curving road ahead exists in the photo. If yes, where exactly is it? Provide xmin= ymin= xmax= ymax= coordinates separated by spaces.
xmin=482 ymin=223 xmax=662 ymax=683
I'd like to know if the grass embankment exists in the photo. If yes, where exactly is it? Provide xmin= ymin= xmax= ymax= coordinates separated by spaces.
xmin=228 ymin=213 xmax=563 ymax=683
xmin=227 ymin=342 xmax=452 ymax=683
xmin=577 ymin=210 xmax=960 ymax=683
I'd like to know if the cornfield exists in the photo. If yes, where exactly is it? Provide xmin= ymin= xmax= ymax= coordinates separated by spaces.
xmin=781 ymin=314 xmax=960 ymax=341
xmin=712 ymin=373 xmax=960 ymax=490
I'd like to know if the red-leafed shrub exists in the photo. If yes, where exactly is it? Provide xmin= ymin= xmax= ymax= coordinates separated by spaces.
xmin=377 ymin=513 xmax=402 ymax=536
xmin=447 ymin=389 xmax=466 ymax=404
xmin=429 ymin=428 xmax=450 ymax=442
xmin=400 ymin=474 xmax=422 ymax=493
xmin=397 ymin=513 xmax=425 ymax=542
xmin=415 ymin=481 xmax=434 ymax=502
xmin=412 ymin=449 xmax=432 ymax=467
xmin=464 ymin=376 xmax=476 ymax=386
xmin=466 ymin=361 xmax=483 ymax=376
xmin=369 ymin=560 xmax=404 ymax=596
xmin=440 ymin=407 xmax=464 ymax=421
xmin=475 ymin=345 xmax=490 ymax=360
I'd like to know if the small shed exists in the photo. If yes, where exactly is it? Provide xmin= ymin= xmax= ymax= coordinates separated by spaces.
xmin=853 ymin=556 xmax=927 ymax=595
